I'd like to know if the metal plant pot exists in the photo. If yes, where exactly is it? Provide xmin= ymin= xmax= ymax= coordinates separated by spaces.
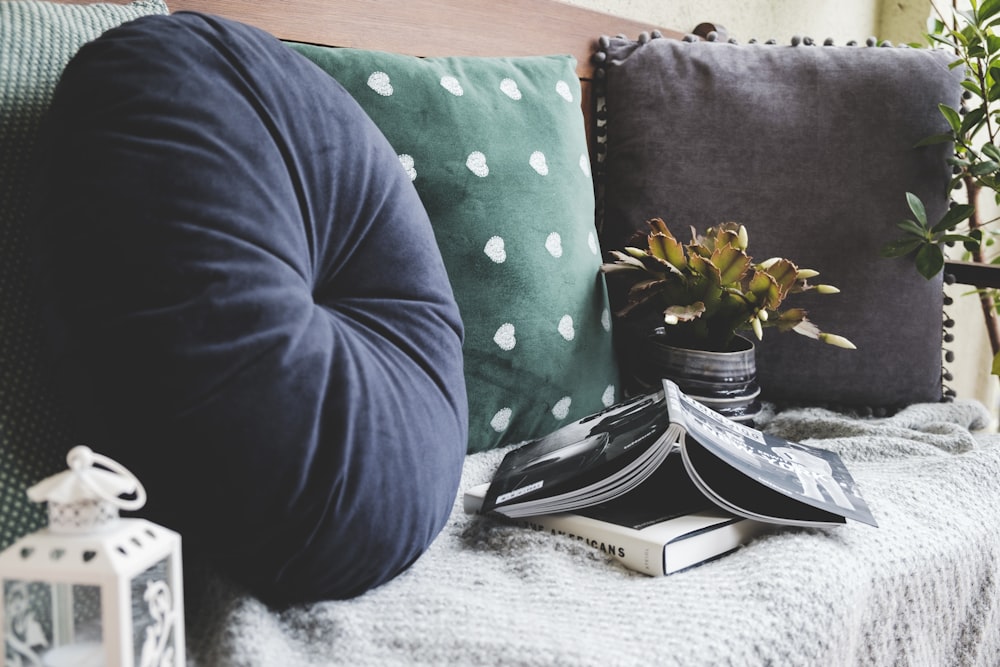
xmin=644 ymin=333 xmax=762 ymax=424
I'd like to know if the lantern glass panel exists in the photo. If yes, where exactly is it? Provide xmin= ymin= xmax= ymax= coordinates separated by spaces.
xmin=131 ymin=556 xmax=177 ymax=667
xmin=4 ymin=578 xmax=104 ymax=667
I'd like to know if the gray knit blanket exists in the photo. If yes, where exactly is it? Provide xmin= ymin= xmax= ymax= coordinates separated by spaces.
xmin=185 ymin=400 xmax=1000 ymax=666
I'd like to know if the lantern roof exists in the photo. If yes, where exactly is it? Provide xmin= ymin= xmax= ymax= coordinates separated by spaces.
xmin=27 ymin=446 xmax=145 ymax=510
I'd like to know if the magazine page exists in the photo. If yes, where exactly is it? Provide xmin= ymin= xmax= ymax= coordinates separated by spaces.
xmin=481 ymin=390 xmax=671 ymax=514
xmin=575 ymin=452 xmax=721 ymax=528
xmin=491 ymin=424 xmax=681 ymax=518
xmin=663 ymin=380 xmax=878 ymax=527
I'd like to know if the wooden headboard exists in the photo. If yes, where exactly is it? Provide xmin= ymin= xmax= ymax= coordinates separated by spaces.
xmin=161 ymin=0 xmax=681 ymax=73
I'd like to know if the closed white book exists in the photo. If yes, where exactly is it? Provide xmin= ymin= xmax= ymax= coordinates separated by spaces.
xmin=464 ymin=479 xmax=770 ymax=576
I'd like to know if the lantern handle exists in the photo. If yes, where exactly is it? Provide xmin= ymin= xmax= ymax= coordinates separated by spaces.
xmin=67 ymin=445 xmax=147 ymax=511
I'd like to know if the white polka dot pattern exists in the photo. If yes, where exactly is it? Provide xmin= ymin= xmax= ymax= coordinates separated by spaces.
xmin=466 ymin=151 xmax=489 ymax=177
xmin=491 ymin=407 xmax=512 ymax=432
xmin=602 ymin=385 xmax=616 ymax=407
xmin=398 ymin=154 xmax=416 ymax=181
xmin=493 ymin=323 xmax=516 ymax=351
xmin=367 ymin=71 xmax=393 ymax=96
xmin=529 ymin=151 xmax=549 ymax=175
xmin=500 ymin=77 xmax=522 ymax=100
xmin=556 ymin=80 xmax=573 ymax=102
xmin=440 ymin=75 xmax=463 ymax=96
xmin=484 ymin=236 xmax=506 ymax=264
xmin=558 ymin=315 xmax=575 ymax=341
xmin=545 ymin=232 xmax=562 ymax=258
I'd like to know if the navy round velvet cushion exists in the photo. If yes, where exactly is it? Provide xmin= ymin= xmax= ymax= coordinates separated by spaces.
xmin=39 ymin=12 xmax=467 ymax=604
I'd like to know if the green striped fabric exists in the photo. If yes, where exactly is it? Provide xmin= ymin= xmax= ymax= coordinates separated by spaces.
xmin=0 ymin=0 xmax=168 ymax=549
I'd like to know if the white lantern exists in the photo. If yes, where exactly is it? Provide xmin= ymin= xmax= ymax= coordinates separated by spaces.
xmin=0 ymin=446 xmax=184 ymax=667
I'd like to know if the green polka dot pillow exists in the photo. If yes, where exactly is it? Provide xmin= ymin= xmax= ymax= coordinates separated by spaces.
xmin=0 ymin=0 xmax=168 ymax=550
xmin=290 ymin=44 xmax=621 ymax=453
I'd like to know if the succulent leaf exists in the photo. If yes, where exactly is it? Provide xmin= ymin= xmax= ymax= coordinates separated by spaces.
xmin=647 ymin=231 xmax=688 ymax=271
xmin=664 ymin=302 xmax=706 ymax=323
xmin=761 ymin=258 xmax=799 ymax=294
xmin=712 ymin=245 xmax=751 ymax=285
xmin=773 ymin=308 xmax=808 ymax=332
xmin=748 ymin=270 xmax=782 ymax=309
xmin=648 ymin=217 xmax=672 ymax=236
xmin=688 ymin=252 xmax=721 ymax=284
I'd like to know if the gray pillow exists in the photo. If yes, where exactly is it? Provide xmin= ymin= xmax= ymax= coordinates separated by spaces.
xmin=599 ymin=36 xmax=962 ymax=409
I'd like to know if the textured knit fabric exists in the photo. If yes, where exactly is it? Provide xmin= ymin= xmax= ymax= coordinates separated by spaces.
xmin=0 ymin=0 xmax=168 ymax=551
xmin=599 ymin=36 xmax=962 ymax=410
xmin=183 ymin=400 xmax=1000 ymax=666
xmin=290 ymin=43 xmax=621 ymax=453
xmin=38 ymin=12 xmax=467 ymax=604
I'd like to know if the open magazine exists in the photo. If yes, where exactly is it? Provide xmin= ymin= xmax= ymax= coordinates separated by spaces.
xmin=479 ymin=379 xmax=878 ymax=528
xmin=464 ymin=457 xmax=774 ymax=576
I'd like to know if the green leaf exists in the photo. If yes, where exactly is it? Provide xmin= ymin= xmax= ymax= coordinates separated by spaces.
xmin=906 ymin=192 xmax=928 ymax=226
xmin=960 ymin=106 xmax=987 ymax=135
xmin=939 ymin=104 xmax=963 ymax=134
xmin=915 ymin=243 xmax=945 ymax=279
xmin=940 ymin=233 xmax=978 ymax=243
xmin=988 ymin=33 xmax=1000 ymax=55
xmin=930 ymin=32 xmax=960 ymax=49
xmin=970 ymin=159 xmax=1000 ymax=175
xmin=914 ymin=132 xmax=955 ymax=148
xmin=956 ymin=25 xmax=975 ymax=47
xmin=982 ymin=0 xmax=1000 ymax=22
xmin=895 ymin=218 xmax=926 ymax=236
xmin=931 ymin=203 xmax=976 ymax=233
xmin=962 ymin=80 xmax=985 ymax=98
xmin=880 ymin=238 xmax=924 ymax=258
xmin=991 ymin=349 xmax=1000 ymax=376
xmin=984 ymin=142 xmax=1000 ymax=160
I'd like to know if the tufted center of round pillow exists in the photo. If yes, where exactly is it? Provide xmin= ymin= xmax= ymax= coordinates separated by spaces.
xmin=38 ymin=12 xmax=467 ymax=604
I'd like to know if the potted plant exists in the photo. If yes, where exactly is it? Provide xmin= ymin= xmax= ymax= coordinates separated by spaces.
xmin=601 ymin=219 xmax=854 ymax=420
